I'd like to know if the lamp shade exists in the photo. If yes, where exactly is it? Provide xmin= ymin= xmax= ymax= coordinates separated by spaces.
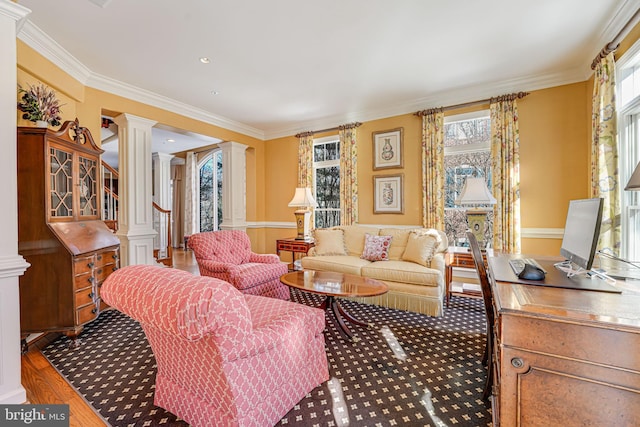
xmin=455 ymin=177 xmax=497 ymax=205
xmin=288 ymin=187 xmax=317 ymax=208
xmin=625 ymin=162 xmax=640 ymax=191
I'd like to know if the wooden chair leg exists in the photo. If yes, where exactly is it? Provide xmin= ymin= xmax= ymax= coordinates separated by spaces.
xmin=482 ymin=335 xmax=493 ymax=401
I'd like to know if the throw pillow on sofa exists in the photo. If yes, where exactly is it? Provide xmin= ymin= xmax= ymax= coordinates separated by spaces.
xmin=361 ymin=234 xmax=393 ymax=261
xmin=314 ymin=229 xmax=347 ymax=255
xmin=402 ymin=230 xmax=441 ymax=266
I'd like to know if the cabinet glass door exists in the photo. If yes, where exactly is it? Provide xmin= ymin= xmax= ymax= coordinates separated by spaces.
xmin=49 ymin=146 xmax=74 ymax=218
xmin=78 ymin=155 xmax=98 ymax=217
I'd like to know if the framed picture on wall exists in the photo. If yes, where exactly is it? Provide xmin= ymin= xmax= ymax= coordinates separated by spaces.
xmin=372 ymin=128 xmax=403 ymax=170
xmin=373 ymin=174 xmax=404 ymax=214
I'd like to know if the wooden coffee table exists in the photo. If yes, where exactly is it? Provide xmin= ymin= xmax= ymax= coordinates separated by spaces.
xmin=280 ymin=270 xmax=388 ymax=340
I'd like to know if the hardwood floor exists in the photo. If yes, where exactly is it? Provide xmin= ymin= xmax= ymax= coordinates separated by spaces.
xmin=20 ymin=249 xmax=198 ymax=426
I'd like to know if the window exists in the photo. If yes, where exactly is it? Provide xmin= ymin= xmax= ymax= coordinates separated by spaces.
xmin=617 ymin=42 xmax=640 ymax=261
xmin=313 ymin=136 xmax=340 ymax=228
xmin=198 ymin=150 xmax=223 ymax=232
xmin=444 ymin=111 xmax=492 ymax=247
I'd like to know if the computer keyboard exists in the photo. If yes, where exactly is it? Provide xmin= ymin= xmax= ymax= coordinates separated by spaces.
xmin=508 ymin=258 xmax=547 ymax=275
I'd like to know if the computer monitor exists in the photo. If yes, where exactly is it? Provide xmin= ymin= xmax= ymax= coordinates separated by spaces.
xmin=559 ymin=197 xmax=604 ymax=271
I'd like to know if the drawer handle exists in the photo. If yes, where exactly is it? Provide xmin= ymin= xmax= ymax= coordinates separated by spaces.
xmin=97 ymin=269 xmax=103 ymax=275
xmin=113 ymin=254 xmax=119 ymax=259
xmin=88 ymin=277 xmax=95 ymax=283
xmin=88 ymin=292 xmax=94 ymax=299
xmin=91 ymin=308 xmax=98 ymax=314
xmin=511 ymin=357 xmax=524 ymax=369
xmin=87 ymin=262 xmax=94 ymax=268
xmin=112 ymin=267 xmax=118 ymax=271
xmin=97 ymin=255 xmax=102 ymax=261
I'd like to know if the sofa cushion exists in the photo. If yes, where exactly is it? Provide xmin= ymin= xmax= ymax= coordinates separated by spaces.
xmin=301 ymin=255 xmax=370 ymax=276
xmin=360 ymin=234 xmax=392 ymax=261
xmin=379 ymin=228 xmax=412 ymax=260
xmin=402 ymin=230 xmax=441 ymax=266
xmin=339 ymin=225 xmax=381 ymax=256
xmin=361 ymin=260 xmax=442 ymax=287
xmin=314 ymin=229 xmax=347 ymax=256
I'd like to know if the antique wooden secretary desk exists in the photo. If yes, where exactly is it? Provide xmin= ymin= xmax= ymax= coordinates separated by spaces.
xmin=17 ymin=120 xmax=120 ymax=348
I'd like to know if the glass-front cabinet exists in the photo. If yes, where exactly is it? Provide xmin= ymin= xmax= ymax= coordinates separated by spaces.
xmin=17 ymin=120 xmax=119 ymax=348
xmin=47 ymin=139 xmax=99 ymax=221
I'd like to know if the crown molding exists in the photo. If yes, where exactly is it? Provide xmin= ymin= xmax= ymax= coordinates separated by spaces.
xmin=16 ymin=1 xmax=637 ymax=142
xmin=581 ymin=0 xmax=640 ymax=76
xmin=86 ymin=72 xmax=265 ymax=140
xmin=0 ymin=1 xmax=30 ymax=21
xmin=17 ymin=21 xmax=265 ymax=140
xmin=17 ymin=20 xmax=92 ymax=85
xmin=264 ymin=67 xmax=588 ymax=140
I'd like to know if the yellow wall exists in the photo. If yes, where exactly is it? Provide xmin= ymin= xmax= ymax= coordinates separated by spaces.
xmin=16 ymin=21 xmax=640 ymax=257
xmin=16 ymin=41 xmax=271 ymax=250
xmin=265 ymin=82 xmax=592 ymax=256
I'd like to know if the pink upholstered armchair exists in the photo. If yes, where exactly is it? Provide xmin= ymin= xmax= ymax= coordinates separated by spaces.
xmin=188 ymin=230 xmax=290 ymax=300
xmin=101 ymin=265 xmax=329 ymax=427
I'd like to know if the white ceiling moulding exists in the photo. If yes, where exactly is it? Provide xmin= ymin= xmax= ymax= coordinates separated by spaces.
xmin=268 ymin=67 xmax=588 ymax=140
xmin=583 ymin=0 xmax=640 ymax=76
xmin=17 ymin=21 xmax=92 ymax=86
xmin=86 ymin=72 xmax=265 ymax=140
xmin=17 ymin=21 xmax=265 ymax=141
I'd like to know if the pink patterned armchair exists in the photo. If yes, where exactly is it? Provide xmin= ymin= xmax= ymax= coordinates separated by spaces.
xmin=101 ymin=265 xmax=329 ymax=427
xmin=188 ymin=230 xmax=290 ymax=300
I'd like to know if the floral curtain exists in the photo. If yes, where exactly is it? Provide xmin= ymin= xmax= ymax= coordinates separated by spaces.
xmin=421 ymin=109 xmax=445 ymax=229
xmin=184 ymin=151 xmax=199 ymax=236
xmin=591 ymin=52 xmax=620 ymax=255
xmin=490 ymin=96 xmax=521 ymax=253
xmin=339 ymin=125 xmax=358 ymax=225
xmin=297 ymin=133 xmax=314 ymax=188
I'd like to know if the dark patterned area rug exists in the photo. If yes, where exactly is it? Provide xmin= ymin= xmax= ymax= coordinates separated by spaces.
xmin=43 ymin=291 xmax=491 ymax=427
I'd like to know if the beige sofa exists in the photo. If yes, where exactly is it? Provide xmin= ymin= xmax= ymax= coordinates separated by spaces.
xmin=301 ymin=225 xmax=448 ymax=317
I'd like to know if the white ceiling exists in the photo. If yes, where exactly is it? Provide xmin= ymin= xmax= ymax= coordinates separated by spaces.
xmin=16 ymin=0 xmax=640 ymax=143
xmin=100 ymin=122 xmax=222 ymax=168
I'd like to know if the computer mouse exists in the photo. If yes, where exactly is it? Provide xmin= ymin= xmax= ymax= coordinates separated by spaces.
xmin=518 ymin=263 xmax=546 ymax=281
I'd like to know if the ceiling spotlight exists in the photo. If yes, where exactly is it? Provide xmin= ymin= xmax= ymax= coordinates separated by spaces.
xmin=199 ymin=57 xmax=211 ymax=64
xmin=167 ymin=139 xmax=175 ymax=143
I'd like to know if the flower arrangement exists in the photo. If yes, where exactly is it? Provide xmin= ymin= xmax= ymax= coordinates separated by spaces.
xmin=17 ymin=83 xmax=63 ymax=127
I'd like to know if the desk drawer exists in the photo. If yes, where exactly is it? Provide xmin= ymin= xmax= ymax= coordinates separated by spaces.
xmin=74 ymin=273 xmax=94 ymax=290
xmin=76 ymin=302 xmax=99 ymax=325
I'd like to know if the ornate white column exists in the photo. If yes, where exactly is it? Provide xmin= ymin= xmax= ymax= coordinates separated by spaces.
xmin=113 ymin=113 xmax=158 ymax=266
xmin=152 ymin=152 xmax=174 ymax=256
xmin=0 ymin=0 xmax=31 ymax=404
xmin=218 ymin=141 xmax=248 ymax=230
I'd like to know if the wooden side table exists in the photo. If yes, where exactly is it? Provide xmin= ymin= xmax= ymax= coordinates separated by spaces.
xmin=445 ymin=246 xmax=491 ymax=306
xmin=276 ymin=238 xmax=315 ymax=271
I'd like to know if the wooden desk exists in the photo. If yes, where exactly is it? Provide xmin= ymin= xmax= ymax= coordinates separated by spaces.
xmin=276 ymin=238 xmax=314 ymax=271
xmin=487 ymin=254 xmax=640 ymax=426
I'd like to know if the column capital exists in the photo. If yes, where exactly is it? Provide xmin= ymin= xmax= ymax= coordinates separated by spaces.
xmin=113 ymin=113 xmax=157 ymax=129
xmin=152 ymin=152 xmax=175 ymax=162
xmin=218 ymin=141 xmax=249 ymax=152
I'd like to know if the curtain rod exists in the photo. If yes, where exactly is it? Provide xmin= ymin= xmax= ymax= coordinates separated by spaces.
xmin=295 ymin=122 xmax=362 ymax=138
xmin=591 ymin=8 xmax=640 ymax=69
xmin=414 ymin=91 xmax=529 ymax=116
